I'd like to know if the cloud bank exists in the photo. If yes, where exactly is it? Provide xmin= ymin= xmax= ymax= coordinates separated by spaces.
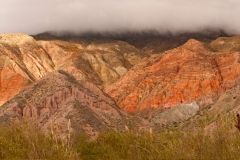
xmin=1 ymin=0 xmax=240 ymax=35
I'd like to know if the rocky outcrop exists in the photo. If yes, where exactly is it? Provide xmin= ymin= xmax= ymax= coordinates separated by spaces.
xmin=106 ymin=39 xmax=240 ymax=113
xmin=0 ymin=71 xmax=147 ymax=137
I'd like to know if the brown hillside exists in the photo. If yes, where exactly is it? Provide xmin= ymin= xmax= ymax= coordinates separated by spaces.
xmin=0 ymin=71 xmax=147 ymax=137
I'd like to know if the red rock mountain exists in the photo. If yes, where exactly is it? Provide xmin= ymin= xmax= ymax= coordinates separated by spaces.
xmin=106 ymin=39 xmax=240 ymax=113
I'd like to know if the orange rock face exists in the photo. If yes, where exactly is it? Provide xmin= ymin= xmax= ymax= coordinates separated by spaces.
xmin=0 ymin=66 xmax=31 ymax=106
xmin=106 ymin=39 xmax=240 ymax=112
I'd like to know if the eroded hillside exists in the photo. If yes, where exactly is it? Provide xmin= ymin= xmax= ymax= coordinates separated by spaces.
xmin=106 ymin=39 xmax=240 ymax=113
xmin=1 ymin=32 xmax=240 ymax=136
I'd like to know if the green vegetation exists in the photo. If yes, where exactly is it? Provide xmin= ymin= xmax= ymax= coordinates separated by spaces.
xmin=0 ymin=122 xmax=78 ymax=159
xmin=0 ymin=112 xmax=240 ymax=160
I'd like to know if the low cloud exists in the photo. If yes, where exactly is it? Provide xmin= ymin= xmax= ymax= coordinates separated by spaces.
xmin=1 ymin=0 xmax=240 ymax=35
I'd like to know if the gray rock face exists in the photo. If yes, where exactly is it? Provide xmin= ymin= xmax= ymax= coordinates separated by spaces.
xmin=150 ymin=101 xmax=199 ymax=126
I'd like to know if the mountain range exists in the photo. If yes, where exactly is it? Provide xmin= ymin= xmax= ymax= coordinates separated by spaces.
xmin=0 ymin=31 xmax=240 ymax=136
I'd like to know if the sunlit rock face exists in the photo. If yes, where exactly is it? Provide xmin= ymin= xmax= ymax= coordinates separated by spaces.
xmin=106 ymin=39 xmax=240 ymax=113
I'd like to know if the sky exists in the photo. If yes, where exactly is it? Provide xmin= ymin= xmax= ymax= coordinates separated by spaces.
xmin=1 ymin=0 xmax=240 ymax=35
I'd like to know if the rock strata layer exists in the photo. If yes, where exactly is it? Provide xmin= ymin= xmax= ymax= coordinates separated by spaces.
xmin=106 ymin=39 xmax=240 ymax=113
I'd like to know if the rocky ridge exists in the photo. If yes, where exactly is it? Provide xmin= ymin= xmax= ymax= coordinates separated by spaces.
xmin=0 ymin=71 xmax=147 ymax=137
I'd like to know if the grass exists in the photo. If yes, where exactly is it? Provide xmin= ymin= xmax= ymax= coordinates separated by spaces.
xmin=0 ymin=112 xmax=240 ymax=159
xmin=0 ymin=121 xmax=78 ymax=159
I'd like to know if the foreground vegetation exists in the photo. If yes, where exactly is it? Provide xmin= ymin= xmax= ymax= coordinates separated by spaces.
xmin=0 ymin=112 xmax=240 ymax=159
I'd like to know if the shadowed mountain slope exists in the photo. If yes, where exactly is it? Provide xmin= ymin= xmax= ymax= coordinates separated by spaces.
xmin=0 ymin=71 xmax=147 ymax=137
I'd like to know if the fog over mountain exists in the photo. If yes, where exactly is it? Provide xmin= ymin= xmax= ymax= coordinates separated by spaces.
xmin=1 ymin=0 xmax=240 ymax=35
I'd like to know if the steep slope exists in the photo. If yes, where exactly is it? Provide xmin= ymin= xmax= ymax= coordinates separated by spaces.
xmin=0 ymin=34 xmax=55 ymax=105
xmin=0 ymin=71 xmax=145 ymax=137
xmin=106 ymin=39 xmax=240 ymax=113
